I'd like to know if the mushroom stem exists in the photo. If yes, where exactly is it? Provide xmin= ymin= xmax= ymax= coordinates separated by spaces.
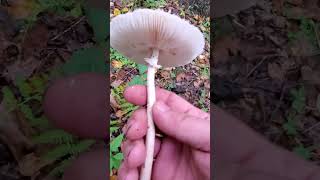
xmin=140 ymin=49 xmax=160 ymax=180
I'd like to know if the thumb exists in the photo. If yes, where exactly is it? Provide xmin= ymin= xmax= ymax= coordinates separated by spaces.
xmin=152 ymin=101 xmax=210 ymax=152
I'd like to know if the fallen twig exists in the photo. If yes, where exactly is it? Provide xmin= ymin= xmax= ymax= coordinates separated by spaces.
xmin=51 ymin=16 xmax=85 ymax=41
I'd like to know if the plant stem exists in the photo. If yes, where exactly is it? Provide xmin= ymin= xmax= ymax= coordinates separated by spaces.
xmin=140 ymin=49 xmax=160 ymax=180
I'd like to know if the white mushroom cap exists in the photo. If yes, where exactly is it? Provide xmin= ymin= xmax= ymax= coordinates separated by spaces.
xmin=110 ymin=9 xmax=205 ymax=67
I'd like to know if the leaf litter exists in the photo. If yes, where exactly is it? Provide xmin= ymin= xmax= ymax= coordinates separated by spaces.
xmin=109 ymin=0 xmax=210 ymax=177
xmin=0 ymin=1 xmax=105 ymax=179
xmin=213 ymin=0 xmax=320 ymax=164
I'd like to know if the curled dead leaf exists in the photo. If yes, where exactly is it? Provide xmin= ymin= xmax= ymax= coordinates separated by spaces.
xmin=213 ymin=35 xmax=240 ymax=64
xmin=110 ymin=94 xmax=120 ymax=111
xmin=213 ymin=0 xmax=258 ymax=17
xmin=18 ymin=153 xmax=53 ymax=177
xmin=268 ymin=63 xmax=284 ymax=81
xmin=22 ymin=23 xmax=49 ymax=58
xmin=160 ymin=71 xmax=171 ymax=79
xmin=111 ymin=60 xmax=123 ymax=69
xmin=110 ymin=175 xmax=117 ymax=180
xmin=111 ymin=80 xmax=123 ymax=88
xmin=193 ymin=79 xmax=202 ymax=88
xmin=176 ymin=72 xmax=186 ymax=82
xmin=0 ymin=103 xmax=34 ymax=162
xmin=3 ymin=56 xmax=38 ymax=82
xmin=6 ymin=0 xmax=36 ymax=19
xmin=115 ymin=110 xmax=125 ymax=118
xmin=113 ymin=8 xmax=121 ymax=16
xmin=121 ymin=7 xmax=129 ymax=13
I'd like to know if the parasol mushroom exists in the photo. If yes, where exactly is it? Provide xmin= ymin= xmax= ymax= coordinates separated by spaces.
xmin=110 ymin=8 xmax=205 ymax=180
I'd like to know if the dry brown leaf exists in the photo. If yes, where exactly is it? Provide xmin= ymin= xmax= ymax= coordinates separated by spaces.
xmin=272 ymin=0 xmax=285 ymax=13
xmin=213 ymin=35 xmax=240 ymax=64
xmin=110 ymin=175 xmax=117 ymax=180
xmin=268 ymin=63 xmax=284 ymax=81
xmin=22 ymin=22 xmax=49 ymax=58
xmin=111 ymin=80 xmax=123 ymax=88
xmin=0 ymin=31 xmax=12 ymax=64
xmin=3 ymin=56 xmax=38 ymax=81
xmin=110 ymin=94 xmax=120 ymax=111
xmin=0 ymin=102 xmax=34 ymax=162
xmin=289 ymin=36 xmax=318 ymax=57
xmin=6 ymin=0 xmax=36 ymax=19
xmin=213 ymin=0 xmax=258 ymax=17
xmin=286 ymin=0 xmax=303 ymax=5
xmin=301 ymin=66 xmax=320 ymax=85
xmin=115 ymin=110 xmax=125 ymax=118
xmin=18 ymin=153 xmax=53 ymax=177
xmin=193 ymin=79 xmax=202 ymax=88
xmin=176 ymin=72 xmax=186 ymax=82
xmin=160 ymin=71 xmax=171 ymax=79
xmin=286 ymin=6 xmax=320 ymax=21
xmin=111 ymin=60 xmax=123 ymax=69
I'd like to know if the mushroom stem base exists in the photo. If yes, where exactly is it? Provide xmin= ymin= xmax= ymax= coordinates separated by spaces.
xmin=140 ymin=49 xmax=160 ymax=180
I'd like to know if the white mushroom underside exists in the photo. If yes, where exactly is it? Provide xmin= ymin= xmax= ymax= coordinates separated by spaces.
xmin=110 ymin=9 xmax=205 ymax=67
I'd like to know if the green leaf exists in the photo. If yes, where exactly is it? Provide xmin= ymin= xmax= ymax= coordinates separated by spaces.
xmin=85 ymin=7 xmax=108 ymax=44
xmin=44 ymin=144 xmax=72 ymax=161
xmin=29 ymin=75 xmax=48 ymax=94
xmin=137 ymin=64 xmax=147 ymax=75
xmin=110 ymin=134 xmax=124 ymax=152
xmin=70 ymin=3 xmax=83 ymax=17
xmin=32 ymin=129 xmax=74 ymax=144
xmin=62 ymin=46 xmax=107 ymax=75
xmin=128 ymin=75 xmax=146 ymax=86
xmin=283 ymin=120 xmax=297 ymax=136
xmin=15 ymin=79 xmax=33 ymax=98
xmin=69 ymin=139 xmax=96 ymax=155
xmin=113 ymin=152 xmax=124 ymax=160
xmin=110 ymin=156 xmax=114 ymax=171
xmin=293 ymin=145 xmax=311 ymax=160
xmin=120 ymin=102 xmax=135 ymax=109
xmin=112 ymin=157 xmax=122 ymax=169
xmin=29 ymin=116 xmax=51 ymax=128
xmin=20 ymin=104 xmax=35 ymax=120
xmin=110 ymin=127 xmax=119 ymax=133
xmin=110 ymin=120 xmax=120 ymax=126
xmin=48 ymin=157 xmax=73 ymax=177
xmin=2 ymin=86 xmax=18 ymax=112
xmin=291 ymin=87 xmax=306 ymax=113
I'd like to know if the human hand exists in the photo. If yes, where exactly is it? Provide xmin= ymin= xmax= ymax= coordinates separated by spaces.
xmin=43 ymin=73 xmax=107 ymax=180
xmin=43 ymin=73 xmax=320 ymax=180
xmin=118 ymin=85 xmax=210 ymax=180
xmin=213 ymin=106 xmax=320 ymax=180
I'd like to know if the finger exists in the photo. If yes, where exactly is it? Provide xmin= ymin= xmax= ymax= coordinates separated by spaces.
xmin=43 ymin=73 xmax=107 ymax=139
xmin=121 ymin=139 xmax=146 ymax=168
xmin=124 ymin=85 xmax=209 ymax=119
xmin=121 ymin=138 xmax=161 ymax=168
xmin=153 ymin=101 xmax=210 ymax=151
xmin=213 ymin=104 xmax=320 ymax=180
xmin=62 ymin=147 xmax=106 ymax=180
xmin=153 ymin=138 xmax=182 ymax=180
xmin=118 ymin=162 xmax=139 ymax=180
xmin=123 ymin=108 xmax=148 ymax=140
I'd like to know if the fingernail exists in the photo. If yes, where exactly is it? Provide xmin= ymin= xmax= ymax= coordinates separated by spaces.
xmin=154 ymin=101 xmax=170 ymax=113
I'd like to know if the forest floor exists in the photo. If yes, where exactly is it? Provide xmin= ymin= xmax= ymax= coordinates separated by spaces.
xmin=0 ymin=1 xmax=105 ymax=180
xmin=213 ymin=0 xmax=320 ymax=165
xmin=109 ymin=0 xmax=210 ymax=178
xmin=0 ymin=0 xmax=210 ymax=179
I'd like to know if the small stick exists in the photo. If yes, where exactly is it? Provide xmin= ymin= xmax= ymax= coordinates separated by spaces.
xmin=140 ymin=49 xmax=160 ymax=180
xmin=51 ymin=16 xmax=85 ymax=41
